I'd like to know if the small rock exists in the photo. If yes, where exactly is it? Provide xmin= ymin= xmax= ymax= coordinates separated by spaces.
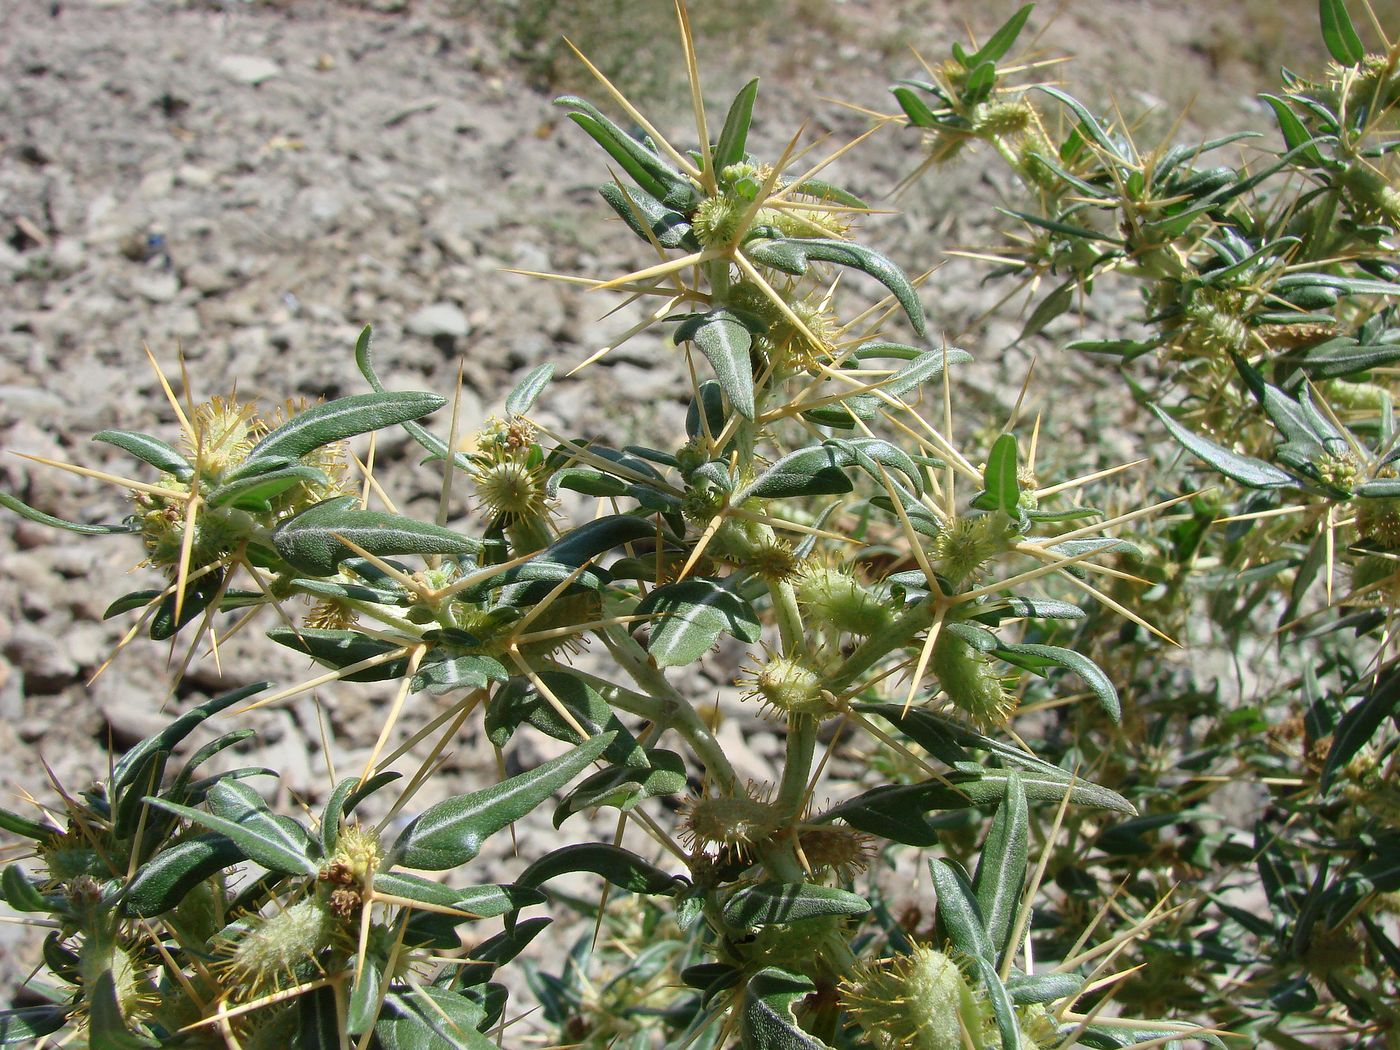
xmin=131 ymin=270 xmax=180 ymax=304
xmin=176 ymin=164 xmax=216 ymax=188
xmin=406 ymin=302 xmax=470 ymax=340
xmin=218 ymin=55 xmax=282 ymax=87
xmin=5 ymin=622 xmax=79 ymax=694
xmin=182 ymin=262 xmax=236 ymax=295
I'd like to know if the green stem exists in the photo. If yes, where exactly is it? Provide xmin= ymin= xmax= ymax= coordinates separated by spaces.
xmin=597 ymin=628 xmax=739 ymax=791
xmin=774 ymin=714 xmax=817 ymax=817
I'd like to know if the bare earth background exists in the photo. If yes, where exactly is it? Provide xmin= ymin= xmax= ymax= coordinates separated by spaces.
xmin=0 ymin=0 xmax=1349 ymax=1017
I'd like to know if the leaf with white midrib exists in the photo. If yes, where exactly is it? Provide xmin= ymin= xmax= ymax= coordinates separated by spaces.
xmin=146 ymin=783 xmax=317 ymax=876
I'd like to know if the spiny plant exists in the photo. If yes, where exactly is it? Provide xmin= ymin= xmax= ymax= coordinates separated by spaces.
xmin=3 ymin=1 xmax=1391 ymax=1048
xmin=884 ymin=0 xmax=1400 ymax=1045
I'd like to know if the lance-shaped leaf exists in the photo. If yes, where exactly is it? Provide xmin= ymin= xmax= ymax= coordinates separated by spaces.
xmin=987 ymin=640 xmax=1121 ymax=723
xmin=972 ymin=433 xmax=1020 ymax=513
xmin=374 ymin=872 xmax=544 ymax=916
xmin=412 ymin=652 xmax=509 ymax=696
xmin=742 ymin=238 xmax=926 ymax=337
xmin=600 ymin=182 xmax=696 ymax=249
xmin=206 ymin=464 xmax=328 ymax=511
xmin=122 ymin=834 xmax=245 ymax=917
xmin=930 ymin=860 xmax=1021 ymax=1050
xmin=2 ymin=866 xmax=54 ymax=914
xmin=973 ymin=771 xmax=1029 ymax=961
xmin=554 ymin=750 xmax=688 ymax=824
xmin=740 ymin=438 xmax=921 ymax=500
xmin=1320 ymin=0 xmax=1365 ymax=64
xmin=1006 ymin=972 xmax=1083 ymax=1005
xmin=1322 ymin=663 xmax=1400 ymax=790
xmin=801 ymin=344 xmax=972 ymax=428
xmin=738 ymin=969 xmax=831 ymax=1050
xmin=93 ymin=430 xmax=193 ymax=480
xmin=376 ymin=987 xmax=495 ymax=1050
xmin=267 ymin=627 xmax=410 ymax=683
xmin=1149 ymin=405 xmax=1295 ymax=489
xmin=505 ymin=363 xmax=554 ymax=418
xmin=518 ymin=843 xmax=682 ymax=896
xmin=91 ymin=970 xmax=160 ymax=1048
xmin=722 ymin=881 xmax=869 ymax=929
xmin=635 ymin=578 xmax=761 ymax=666
xmin=0 ymin=491 xmax=139 ymax=536
xmin=245 ymin=390 xmax=445 ymax=465
xmin=391 ymin=732 xmax=614 ymax=869
xmin=0 ymin=1007 xmax=65 ymax=1045
xmin=147 ymin=780 xmax=318 ymax=876
xmin=321 ymin=771 xmax=401 ymax=853
xmin=966 ymin=3 xmax=1034 ymax=66
xmin=273 ymin=496 xmax=480 ymax=575
xmin=347 ymin=957 xmax=383 ymax=1036
xmin=112 ymin=682 xmax=268 ymax=796
xmin=674 ymin=310 xmax=756 ymax=420
xmin=488 ymin=673 xmax=646 ymax=767
xmin=557 ymin=96 xmax=700 ymax=209
xmin=0 ymin=806 xmax=53 ymax=842
xmin=715 ymin=78 xmax=760 ymax=171
xmin=149 ymin=567 xmax=226 ymax=642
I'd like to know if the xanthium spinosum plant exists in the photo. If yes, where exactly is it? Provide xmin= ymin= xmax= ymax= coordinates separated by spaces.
xmin=1 ymin=2 xmax=1398 ymax=1048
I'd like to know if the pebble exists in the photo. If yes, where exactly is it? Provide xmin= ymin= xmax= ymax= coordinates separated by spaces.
xmin=218 ymin=55 xmax=282 ymax=87
xmin=131 ymin=270 xmax=181 ymax=304
xmin=406 ymin=302 xmax=470 ymax=340
xmin=5 ymin=621 xmax=79 ymax=695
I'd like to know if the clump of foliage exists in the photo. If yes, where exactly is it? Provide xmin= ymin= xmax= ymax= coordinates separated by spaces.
xmin=1 ymin=2 xmax=1397 ymax=1048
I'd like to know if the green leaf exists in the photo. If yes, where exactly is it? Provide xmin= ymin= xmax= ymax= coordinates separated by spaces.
xmin=273 ymin=496 xmax=480 ymax=575
xmin=676 ymin=311 xmax=755 ymax=420
xmin=518 ymin=844 xmax=681 ymax=896
xmin=297 ymin=985 xmax=343 ymax=1050
xmin=149 ymin=567 xmax=225 ymax=642
xmin=0 ymin=1007 xmax=66 ymax=1044
xmin=1035 ymin=86 xmax=1126 ymax=159
xmin=0 ymin=491 xmax=139 ymax=535
xmin=90 ymin=970 xmax=160 ymax=1048
xmin=990 ymin=642 xmax=1121 ymax=722
xmin=1006 ymin=972 xmax=1082 ymax=1005
xmin=722 ymin=881 xmax=869 ymax=929
xmin=146 ymin=783 xmax=318 ymax=877
xmin=373 ymin=872 xmax=544 ymax=916
xmin=738 ymin=969 xmax=831 ymax=1050
xmin=715 ymin=78 xmax=760 ymax=172
xmin=1320 ymin=0 xmax=1365 ymax=64
xmin=1261 ymin=94 xmax=1326 ymax=165
xmin=112 ymin=683 xmax=268 ymax=796
xmin=321 ymin=772 xmax=400 ymax=853
xmin=353 ymin=327 xmax=473 ymax=471
xmin=559 ymin=96 xmax=699 ymax=207
xmin=973 ymin=771 xmax=1028 ymax=961
xmin=635 ymin=578 xmax=761 ymax=666
xmin=488 ymin=673 xmax=645 ymax=767
xmin=1322 ymin=663 xmax=1400 ymax=790
xmin=968 ymin=4 xmax=1034 ymax=65
xmin=930 ymin=858 xmax=994 ymax=961
xmin=963 ymin=59 xmax=996 ymax=103
xmin=0 ymin=806 xmax=52 ymax=841
xmin=122 ymin=834 xmax=244 ymax=917
xmin=246 ymin=390 xmax=445 ymax=464
xmin=1149 ymin=405 xmax=1295 ymax=489
xmin=93 ymin=430 xmax=192 ymax=480
xmin=391 ymin=733 xmax=614 ymax=869
xmin=376 ymin=987 xmax=495 ymax=1050
xmin=554 ymin=750 xmax=688 ymax=824
xmin=750 ymin=238 xmax=926 ymax=337
xmin=412 ymin=652 xmax=510 ymax=696
xmin=506 ymin=364 xmax=554 ymax=418
xmin=973 ymin=433 xmax=1019 ymax=513
xmin=2 ymin=865 xmax=52 ymax=913
xmin=741 ymin=438 xmax=921 ymax=500
xmin=347 ymin=957 xmax=383 ymax=1036
xmin=206 ymin=464 xmax=328 ymax=511
xmin=267 ymin=627 xmax=409 ymax=683
xmin=892 ymin=85 xmax=941 ymax=128
xmin=1016 ymin=278 xmax=1076 ymax=344
xmin=600 ymin=182 xmax=696 ymax=249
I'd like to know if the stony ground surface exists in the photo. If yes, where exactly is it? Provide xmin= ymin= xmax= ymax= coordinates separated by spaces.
xmin=0 ymin=0 xmax=1328 ymax=1027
